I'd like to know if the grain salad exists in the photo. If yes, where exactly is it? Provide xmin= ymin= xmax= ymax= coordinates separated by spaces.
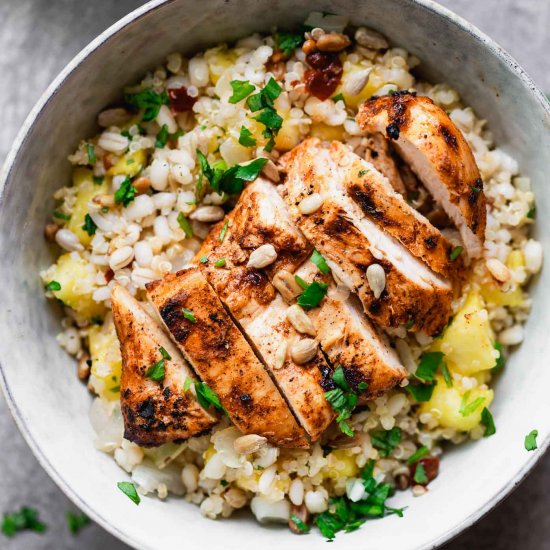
xmin=40 ymin=11 xmax=542 ymax=540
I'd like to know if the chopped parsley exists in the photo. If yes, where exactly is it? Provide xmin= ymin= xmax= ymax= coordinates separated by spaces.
xmin=182 ymin=308 xmax=196 ymax=323
xmin=86 ymin=143 xmax=96 ymax=165
xmin=228 ymin=80 xmax=255 ymax=104
xmin=405 ymin=318 xmax=415 ymax=330
xmin=459 ymin=391 xmax=485 ymax=417
xmin=492 ymin=342 xmax=505 ymax=371
xmin=219 ymin=219 xmax=229 ymax=242
xmin=332 ymin=93 xmax=345 ymax=104
xmin=527 ymin=204 xmax=536 ymax=219
xmin=81 ymin=213 xmax=97 ymax=236
xmin=314 ymin=460 xmax=404 ymax=541
xmin=1 ymin=507 xmax=47 ymax=537
xmin=183 ymin=377 xmax=193 ymax=393
xmin=117 ymin=481 xmax=140 ymax=505
xmin=414 ymin=352 xmax=444 ymax=383
xmin=124 ymin=88 xmax=169 ymax=121
xmin=324 ymin=365 xmax=358 ymax=437
xmin=525 ymin=429 xmax=538 ymax=451
xmin=358 ymin=169 xmax=370 ymax=177
xmin=480 ymin=407 xmax=496 ymax=437
xmin=406 ymin=383 xmax=435 ymax=402
xmin=114 ymin=176 xmax=137 ymax=207
xmin=66 ymin=511 xmax=90 ymax=535
xmin=413 ymin=462 xmax=428 ymax=485
xmin=294 ymin=275 xmax=329 ymax=309
xmin=126 ymin=158 xmax=135 ymax=165
xmin=194 ymin=381 xmax=228 ymax=415
xmin=177 ymin=212 xmax=193 ymax=238
xmin=246 ymin=77 xmax=282 ymax=112
xmin=214 ymin=258 xmax=226 ymax=268
xmin=238 ymin=126 xmax=257 ymax=147
xmin=199 ymin=255 xmax=208 ymax=264
xmin=45 ymin=280 xmax=61 ymax=292
xmin=155 ymin=124 xmax=169 ymax=148
xmin=290 ymin=514 xmax=310 ymax=534
xmin=310 ymin=249 xmax=330 ymax=274
xmin=407 ymin=446 xmax=430 ymax=465
xmin=53 ymin=210 xmax=71 ymax=221
xmin=145 ymin=346 xmax=171 ymax=382
xmin=253 ymin=107 xmax=283 ymax=152
xmin=449 ymin=246 xmax=463 ymax=261
xmin=371 ymin=427 xmax=402 ymax=457
xmin=440 ymin=361 xmax=453 ymax=388
xmin=196 ymin=150 xmax=267 ymax=195
xmin=275 ymin=32 xmax=305 ymax=55
xmin=92 ymin=175 xmax=104 ymax=185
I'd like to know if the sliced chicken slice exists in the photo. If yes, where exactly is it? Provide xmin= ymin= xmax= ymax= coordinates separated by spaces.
xmin=357 ymin=92 xmax=486 ymax=258
xmin=282 ymin=137 xmax=452 ymax=334
xmin=146 ymin=268 xmax=308 ymax=448
xmin=295 ymin=261 xmax=407 ymax=398
xmin=231 ymin=178 xmax=312 ymax=275
xmin=328 ymin=140 xmax=464 ymax=281
xmin=111 ymin=284 xmax=217 ymax=447
xmin=197 ymin=217 xmax=335 ymax=442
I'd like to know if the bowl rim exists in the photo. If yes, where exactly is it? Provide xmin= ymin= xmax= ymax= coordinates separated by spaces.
xmin=1 ymin=1 xmax=549 ymax=548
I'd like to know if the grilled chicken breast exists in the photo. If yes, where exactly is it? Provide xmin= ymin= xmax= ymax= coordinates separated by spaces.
xmin=111 ymin=284 xmax=217 ymax=447
xmin=329 ymin=140 xmax=464 ymax=281
xmin=282 ymin=137 xmax=452 ymax=334
xmin=357 ymin=92 xmax=486 ymax=258
xmin=197 ymin=217 xmax=335 ymax=442
xmin=231 ymin=178 xmax=312 ymax=275
xmin=146 ymin=268 xmax=308 ymax=448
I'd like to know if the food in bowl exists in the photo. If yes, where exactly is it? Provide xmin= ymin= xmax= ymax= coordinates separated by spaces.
xmin=40 ymin=11 xmax=542 ymax=539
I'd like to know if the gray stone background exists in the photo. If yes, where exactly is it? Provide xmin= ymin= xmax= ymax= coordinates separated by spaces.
xmin=1 ymin=1 xmax=549 ymax=548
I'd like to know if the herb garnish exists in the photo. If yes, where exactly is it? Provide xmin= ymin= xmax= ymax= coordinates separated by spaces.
xmin=527 ymin=204 xmax=536 ymax=219
xmin=124 ymin=89 xmax=169 ymax=121
xmin=155 ymin=124 xmax=169 ymax=148
xmin=117 ymin=481 xmax=140 ymax=505
xmin=114 ymin=176 xmax=137 ymax=207
xmin=53 ymin=211 xmax=71 ymax=221
xmin=480 ymin=407 xmax=496 ymax=437
xmin=310 ymin=249 xmax=330 ymax=274
xmin=358 ymin=169 xmax=370 ymax=177
xmin=214 ymin=258 xmax=226 ymax=268
xmin=314 ymin=460 xmax=404 ymax=540
xmin=449 ymin=246 xmax=463 ymax=261
xmin=1 ymin=507 xmax=47 ymax=537
xmin=92 ymin=175 xmax=104 ymax=185
xmin=492 ymin=342 xmax=505 ymax=371
xmin=440 ymin=361 xmax=453 ymax=388
xmin=290 ymin=514 xmax=311 ymax=534
xmin=86 ymin=143 xmax=96 ymax=165
xmin=525 ymin=429 xmax=538 ymax=451
xmin=407 ymin=446 xmax=430 ymax=465
xmin=228 ymin=80 xmax=256 ymax=104
xmin=238 ymin=126 xmax=257 ymax=147
xmin=294 ymin=275 xmax=329 ymax=309
xmin=246 ymin=78 xmax=283 ymax=152
xmin=332 ymin=93 xmax=345 ymax=104
xmin=183 ymin=377 xmax=193 ymax=393
xmin=219 ymin=219 xmax=229 ymax=242
xmin=182 ymin=308 xmax=196 ymax=323
xmin=145 ymin=346 xmax=171 ymax=382
xmin=199 ymin=255 xmax=208 ymax=264
xmin=275 ymin=32 xmax=305 ymax=56
xmin=246 ymin=77 xmax=282 ymax=112
xmin=371 ymin=427 xmax=402 ymax=457
xmin=413 ymin=462 xmax=428 ymax=485
xmin=414 ymin=352 xmax=444 ymax=383
xmin=194 ymin=381 xmax=228 ymax=415
xmin=66 ymin=511 xmax=90 ymax=535
xmin=81 ymin=213 xmax=97 ymax=236
xmin=406 ymin=383 xmax=436 ymax=402
xmin=459 ymin=391 xmax=485 ymax=417
xmin=177 ymin=212 xmax=193 ymax=238
xmin=45 ymin=280 xmax=61 ymax=292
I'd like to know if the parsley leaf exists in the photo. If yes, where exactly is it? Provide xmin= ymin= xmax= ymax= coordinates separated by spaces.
xmin=527 ymin=204 xmax=536 ymax=219
xmin=493 ymin=341 xmax=505 ymax=371
xmin=53 ymin=210 xmax=71 ymax=221
xmin=332 ymin=93 xmax=345 ymax=103
xmin=214 ymin=258 xmax=226 ymax=268
xmin=525 ymin=429 xmax=538 ymax=451
xmin=81 ymin=213 xmax=97 ymax=236
xmin=228 ymin=80 xmax=255 ymax=104
xmin=295 ymin=277 xmax=329 ymax=309
xmin=310 ymin=249 xmax=330 ymax=274
xmin=324 ymin=365 xmax=359 ymax=436
xmin=182 ymin=308 xmax=196 ymax=323
xmin=371 ymin=427 xmax=402 ymax=457
xmin=92 ymin=175 xmax=104 ymax=185
xmin=114 ymin=176 xmax=137 ymax=207
xmin=219 ymin=219 xmax=229 ymax=242
xmin=254 ymin=107 xmax=283 ymax=152
xmin=450 ymin=246 xmax=463 ymax=261
xmin=406 ymin=383 xmax=435 ymax=402
xmin=246 ymin=78 xmax=282 ymax=111
xmin=413 ymin=462 xmax=428 ymax=485
xmin=358 ymin=169 xmax=370 ymax=177
xmin=1 ymin=507 xmax=47 ymax=538
xmin=199 ymin=255 xmax=208 ymax=264
xmin=86 ymin=143 xmax=96 ymax=164
xmin=177 ymin=212 xmax=193 ymax=238
xmin=155 ymin=124 xmax=169 ymax=148
xmin=275 ymin=32 xmax=305 ymax=55
xmin=45 ymin=280 xmax=61 ymax=292
xmin=183 ymin=377 xmax=193 ymax=392
xmin=117 ymin=481 xmax=140 ymax=505
xmin=290 ymin=514 xmax=310 ymax=534
xmin=480 ymin=407 xmax=496 ymax=437
xmin=440 ymin=361 xmax=453 ymax=387
xmin=194 ymin=381 xmax=227 ymax=415
xmin=238 ymin=126 xmax=257 ymax=147
xmin=407 ymin=446 xmax=430 ymax=465
xmin=145 ymin=346 xmax=171 ymax=382
xmin=459 ymin=391 xmax=486 ymax=417
xmin=66 ymin=511 xmax=90 ymax=535
xmin=415 ymin=352 xmax=444 ymax=382
xmin=124 ymin=89 xmax=169 ymax=121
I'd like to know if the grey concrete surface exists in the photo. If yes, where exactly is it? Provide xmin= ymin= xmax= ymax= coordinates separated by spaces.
xmin=0 ymin=1 xmax=549 ymax=548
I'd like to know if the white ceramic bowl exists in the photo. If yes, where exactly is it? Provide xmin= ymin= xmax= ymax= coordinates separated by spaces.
xmin=1 ymin=1 xmax=548 ymax=548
